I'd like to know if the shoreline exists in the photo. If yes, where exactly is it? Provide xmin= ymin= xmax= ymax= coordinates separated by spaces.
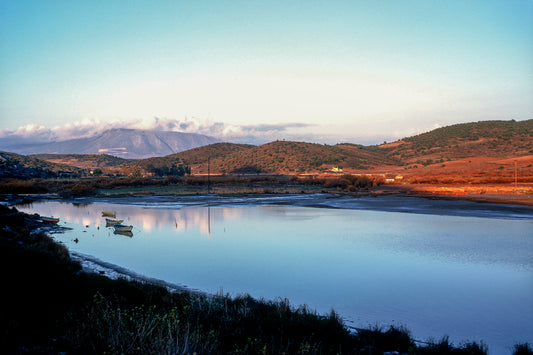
xmin=69 ymin=251 xmax=206 ymax=295
xmin=5 ymin=181 xmax=533 ymax=207
xmin=374 ymin=184 xmax=533 ymax=206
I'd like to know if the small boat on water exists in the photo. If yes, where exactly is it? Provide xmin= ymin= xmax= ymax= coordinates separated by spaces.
xmin=105 ymin=218 xmax=124 ymax=227
xmin=102 ymin=211 xmax=116 ymax=218
xmin=41 ymin=216 xmax=59 ymax=224
xmin=113 ymin=223 xmax=133 ymax=232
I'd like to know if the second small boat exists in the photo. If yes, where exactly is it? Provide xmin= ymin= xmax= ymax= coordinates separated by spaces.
xmin=105 ymin=218 xmax=124 ymax=227
xmin=41 ymin=216 xmax=60 ymax=224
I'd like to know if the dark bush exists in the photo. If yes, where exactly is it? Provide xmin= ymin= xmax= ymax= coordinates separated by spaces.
xmin=514 ymin=343 xmax=533 ymax=355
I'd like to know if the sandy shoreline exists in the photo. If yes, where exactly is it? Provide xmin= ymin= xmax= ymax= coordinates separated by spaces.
xmin=69 ymin=251 xmax=202 ymax=294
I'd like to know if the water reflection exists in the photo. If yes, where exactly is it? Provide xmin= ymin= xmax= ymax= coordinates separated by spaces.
xmin=19 ymin=201 xmax=234 ymax=238
xmin=17 ymin=200 xmax=533 ymax=353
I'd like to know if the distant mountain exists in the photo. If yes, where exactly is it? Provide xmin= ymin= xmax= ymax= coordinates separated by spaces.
xmin=0 ymin=129 xmax=220 ymax=159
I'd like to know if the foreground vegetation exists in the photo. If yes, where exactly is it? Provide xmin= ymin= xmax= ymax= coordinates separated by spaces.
xmin=1 ymin=205 xmax=531 ymax=354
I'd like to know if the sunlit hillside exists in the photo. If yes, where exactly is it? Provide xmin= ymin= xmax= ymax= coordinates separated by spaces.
xmin=380 ymin=119 xmax=533 ymax=163
xmin=31 ymin=154 xmax=132 ymax=170
xmin=189 ymin=141 xmax=401 ymax=174
xmin=0 ymin=151 xmax=84 ymax=179
xmin=126 ymin=143 xmax=254 ymax=175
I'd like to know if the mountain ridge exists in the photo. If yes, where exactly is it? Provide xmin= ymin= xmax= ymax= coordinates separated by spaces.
xmin=0 ymin=128 xmax=220 ymax=159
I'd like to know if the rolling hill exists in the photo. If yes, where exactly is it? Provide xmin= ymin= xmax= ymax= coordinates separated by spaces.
xmin=125 ymin=143 xmax=254 ymax=174
xmin=31 ymin=154 xmax=132 ymax=170
xmin=188 ymin=141 xmax=402 ymax=174
xmin=0 ymin=151 xmax=84 ymax=179
xmin=125 ymin=140 xmax=402 ymax=175
xmin=379 ymin=119 xmax=533 ymax=163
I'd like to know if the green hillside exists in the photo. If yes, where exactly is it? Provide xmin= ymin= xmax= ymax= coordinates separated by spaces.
xmin=379 ymin=119 xmax=533 ymax=163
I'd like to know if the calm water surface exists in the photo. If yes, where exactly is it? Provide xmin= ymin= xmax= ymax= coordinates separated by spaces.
xmin=20 ymin=196 xmax=533 ymax=354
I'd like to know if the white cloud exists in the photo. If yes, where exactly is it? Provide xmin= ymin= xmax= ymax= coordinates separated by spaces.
xmin=0 ymin=123 xmax=56 ymax=143
xmin=0 ymin=117 xmax=320 ymax=146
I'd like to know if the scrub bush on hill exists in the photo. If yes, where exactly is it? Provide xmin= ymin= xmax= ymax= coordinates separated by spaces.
xmin=325 ymin=174 xmax=380 ymax=190
xmin=67 ymin=182 xmax=96 ymax=196
xmin=145 ymin=163 xmax=191 ymax=177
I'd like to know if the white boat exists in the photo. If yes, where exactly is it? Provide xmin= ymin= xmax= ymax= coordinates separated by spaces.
xmin=102 ymin=211 xmax=116 ymax=218
xmin=105 ymin=218 xmax=124 ymax=226
xmin=113 ymin=223 xmax=133 ymax=232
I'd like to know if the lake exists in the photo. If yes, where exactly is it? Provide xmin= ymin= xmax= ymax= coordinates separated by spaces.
xmin=19 ymin=194 xmax=533 ymax=354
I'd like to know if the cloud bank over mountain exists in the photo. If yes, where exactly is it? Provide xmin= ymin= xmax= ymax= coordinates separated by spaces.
xmin=0 ymin=117 xmax=321 ymax=146
xmin=0 ymin=116 xmax=447 ymax=149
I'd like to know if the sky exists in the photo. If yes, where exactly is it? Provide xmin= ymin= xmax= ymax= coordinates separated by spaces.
xmin=1 ymin=0 xmax=532 ymax=145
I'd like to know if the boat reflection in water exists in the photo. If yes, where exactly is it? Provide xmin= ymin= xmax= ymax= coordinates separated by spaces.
xmin=113 ymin=229 xmax=133 ymax=238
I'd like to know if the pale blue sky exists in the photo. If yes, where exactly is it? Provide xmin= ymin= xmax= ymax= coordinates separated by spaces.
xmin=1 ymin=0 xmax=532 ymax=144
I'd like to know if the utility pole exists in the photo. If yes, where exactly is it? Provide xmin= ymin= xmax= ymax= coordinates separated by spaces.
xmin=515 ymin=160 xmax=518 ymax=192
xmin=207 ymin=155 xmax=210 ymax=195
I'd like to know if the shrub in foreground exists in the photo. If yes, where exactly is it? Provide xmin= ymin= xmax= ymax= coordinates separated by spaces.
xmin=514 ymin=343 xmax=533 ymax=355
